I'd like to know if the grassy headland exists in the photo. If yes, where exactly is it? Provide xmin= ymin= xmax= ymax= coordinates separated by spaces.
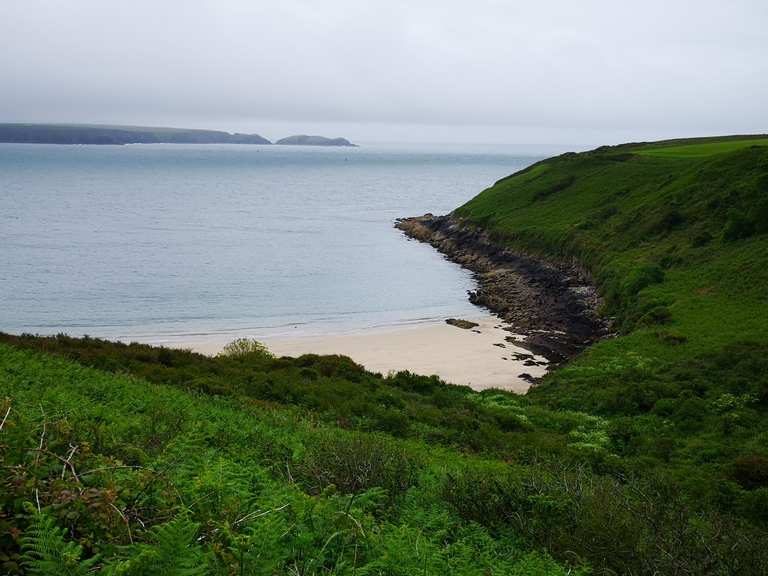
xmin=1 ymin=135 xmax=768 ymax=574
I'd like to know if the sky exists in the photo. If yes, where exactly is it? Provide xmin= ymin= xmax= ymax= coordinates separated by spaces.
xmin=1 ymin=0 xmax=766 ymax=147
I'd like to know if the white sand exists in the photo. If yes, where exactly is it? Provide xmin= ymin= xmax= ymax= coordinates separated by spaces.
xmin=178 ymin=316 xmax=547 ymax=392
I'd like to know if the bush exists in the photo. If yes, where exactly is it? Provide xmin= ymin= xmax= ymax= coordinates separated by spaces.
xmin=647 ymin=208 xmax=685 ymax=236
xmin=722 ymin=210 xmax=755 ymax=241
xmin=638 ymin=305 xmax=672 ymax=325
xmin=750 ymin=197 xmax=768 ymax=234
xmin=691 ymin=230 xmax=714 ymax=247
xmin=294 ymin=430 xmax=422 ymax=498
xmin=218 ymin=338 xmax=272 ymax=359
xmin=732 ymin=454 xmax=768 ymax=490
xmin=533 ymin=176 xmax=575 ymax=201
xmin=622 ymin=264 xmax=665 ymax=299
xmin=443 ymin=464 xmax=768 ymax=575
xmin=655 ymin=330 xmax=688 ymax=345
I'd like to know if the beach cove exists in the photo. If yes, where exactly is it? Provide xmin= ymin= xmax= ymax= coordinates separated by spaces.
xmin=175 ymin=315 xmax=548 ymax=392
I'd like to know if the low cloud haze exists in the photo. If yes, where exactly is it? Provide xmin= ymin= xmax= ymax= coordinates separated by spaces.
xmin=1 ymin=0 xmax=766 ymax=146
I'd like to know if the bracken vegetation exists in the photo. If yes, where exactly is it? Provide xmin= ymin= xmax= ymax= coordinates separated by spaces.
xmin=2 ymin=135 xmax=768 ymax=574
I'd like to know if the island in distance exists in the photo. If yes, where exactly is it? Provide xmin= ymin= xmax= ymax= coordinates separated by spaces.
xmin=275 ymin=134 xmax=357 ymax=147
xmin=0 ymin=124 xmax=357 ymax=146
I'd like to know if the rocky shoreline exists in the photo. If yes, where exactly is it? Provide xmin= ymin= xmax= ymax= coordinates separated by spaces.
xmin=395 ymin=214 xmax=610 ymax=363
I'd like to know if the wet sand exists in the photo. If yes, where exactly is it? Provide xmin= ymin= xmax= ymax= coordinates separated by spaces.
xmin=180 ymin=315 xmax=547 ymax=392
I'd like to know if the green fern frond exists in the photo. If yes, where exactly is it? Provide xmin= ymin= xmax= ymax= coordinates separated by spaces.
xmin=21 ymin=512 xmax=100 ymax=576
xmin=104 ymin=515 xmax=206 ymax=576
xmin=151 ymin=515 xmax=206 ymax=575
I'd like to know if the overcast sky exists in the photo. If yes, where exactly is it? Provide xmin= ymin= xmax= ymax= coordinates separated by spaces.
xmin=1 ymin=0 xmax=766 ymax=146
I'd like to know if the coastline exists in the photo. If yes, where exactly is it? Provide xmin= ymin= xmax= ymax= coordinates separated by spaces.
xmin=175 ymin=315 xmax=547 ymax=392
xmin=395 ymin=214 xmax=609 ymax=361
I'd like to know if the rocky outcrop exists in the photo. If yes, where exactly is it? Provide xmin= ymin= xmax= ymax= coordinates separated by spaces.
xmin=395 ymin=214 xmax=609 ymax=362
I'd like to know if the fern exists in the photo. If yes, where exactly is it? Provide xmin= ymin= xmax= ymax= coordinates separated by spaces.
xmin=105 ymin=515 xmax=206 ymax=576
xmin=21 ymin=512 xmax=100 ymax=576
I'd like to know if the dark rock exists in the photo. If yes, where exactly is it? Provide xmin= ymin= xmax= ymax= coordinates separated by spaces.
xmin=445 ymin=318 xmax=480 ymax=330
xmin=395 ymin=214 xmax=610 ymax=364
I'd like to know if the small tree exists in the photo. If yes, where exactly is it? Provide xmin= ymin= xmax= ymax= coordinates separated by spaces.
xmin=218 ymin=338 xmax=272 ymax=359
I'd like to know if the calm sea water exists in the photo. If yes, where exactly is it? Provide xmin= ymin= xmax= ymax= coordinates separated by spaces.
xmin=0 ymin=143 xmax=539 ymax=345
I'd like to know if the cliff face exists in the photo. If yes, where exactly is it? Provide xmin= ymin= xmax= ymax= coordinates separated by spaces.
xmin=275 ymin=135 xmax=356 ymax=147
xmin=396 ymin=214 xmax=608 ymax=362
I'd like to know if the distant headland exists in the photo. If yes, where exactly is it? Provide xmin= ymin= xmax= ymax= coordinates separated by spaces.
xmin=275 ymin=135 xmax=357 ymax=147
xmin=0 ymin=123 xmax=357 ymax=146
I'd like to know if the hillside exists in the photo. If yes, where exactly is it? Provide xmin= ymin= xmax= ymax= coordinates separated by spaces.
xmin=0 ymin=123 xmax=272 ymax=145
xmin=452 ymin=134 xmax=768 ymax=407
xmin=2 ymin=135 xmax=768 ymax=574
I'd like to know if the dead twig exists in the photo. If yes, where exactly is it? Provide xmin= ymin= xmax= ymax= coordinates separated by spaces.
xmin=34 ymin=405 xmax=46 ymax=467
xmin=44 ymin=449 xmax=81 ymax=485
xmin=233 ymin=503 xmax=290 ymax=527
xmin=0 ymin=403 xmax=10 ymax=432
xmin=79 ymin=464 xmax=154 ymax=477
xmin=337 ymin=510 xmax=366 ymax=537
xmin=109 ymin=503 xmax=134 ymax=544
xmin=61 ymin=444 xmax=79 ymax=480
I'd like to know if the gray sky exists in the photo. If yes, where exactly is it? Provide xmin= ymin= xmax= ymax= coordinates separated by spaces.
xmin=1 ymin=0 xmax=766 ymax=146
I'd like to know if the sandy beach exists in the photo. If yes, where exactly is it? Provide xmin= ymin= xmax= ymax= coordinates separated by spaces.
xmin=179 ymin=315 xmax=547 ymax=392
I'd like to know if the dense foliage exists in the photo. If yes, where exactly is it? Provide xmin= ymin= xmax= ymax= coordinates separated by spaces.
xmin=2 ymin=135 xmax=768 ymax=574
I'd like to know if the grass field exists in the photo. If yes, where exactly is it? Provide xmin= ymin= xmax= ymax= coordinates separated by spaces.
xmin=636 ymin=136 xmax=768 ymax=158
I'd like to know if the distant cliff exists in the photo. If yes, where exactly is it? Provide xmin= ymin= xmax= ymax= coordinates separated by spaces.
xmin=275 ymin=135 xmax=357 ymax=147
xmin=0 ymin=124 xmax=272 ymax=145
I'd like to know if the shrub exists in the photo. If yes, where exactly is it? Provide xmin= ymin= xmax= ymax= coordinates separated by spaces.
xmin=294 ymin=430 xmax=422 ymax=498
xmin=443 ymin=464 xmax=768 ymax=575
xmin=750 ymin=197 xmax=768 ymax=234
xmin=691 ymin=230 xmax=714 ymax=247
xmin=647 ymin=208 xmax=685 ymax=236
xmin=638 ymin=305 xmax=672 ymax=325
xmin=722 ymin=210 xmax=755 ymax=241
xmin=654 ymin=330 xmax=687 ymax=345
xmin=533 ymin=176 xmax=575 ymax=201
xmin=218 ymin=338 xmax=272 ymax=359
xmin=732 ymin=454 xmax=768 ymax=490
xmin=622 ymin=264 xmax=665 ymax=300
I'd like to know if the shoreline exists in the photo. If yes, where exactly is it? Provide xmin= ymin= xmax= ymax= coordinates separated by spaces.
xmin=395 ymin=214 xmax=609 ymax=361
xmin=175 ymin=315 xmax=547 ymax=392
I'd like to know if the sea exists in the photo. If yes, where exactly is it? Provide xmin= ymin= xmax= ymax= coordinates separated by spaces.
xmin=0 ymin=142 xmax=542 ymax=346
